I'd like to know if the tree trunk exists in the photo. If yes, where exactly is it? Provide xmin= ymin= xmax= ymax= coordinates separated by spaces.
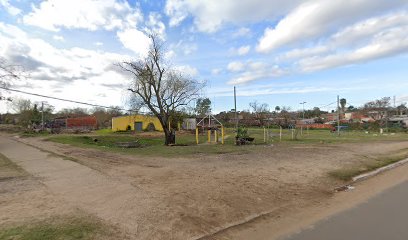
xmin=163 ymin=126 xmax=176 ymax=145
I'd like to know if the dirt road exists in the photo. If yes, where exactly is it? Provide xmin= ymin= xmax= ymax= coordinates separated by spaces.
xmin=2 ymin=134 xmax=408 ymax=239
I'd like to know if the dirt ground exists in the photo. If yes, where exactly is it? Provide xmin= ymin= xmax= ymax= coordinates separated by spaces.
xmin=1 ymin=133 xmax=408 ymax=239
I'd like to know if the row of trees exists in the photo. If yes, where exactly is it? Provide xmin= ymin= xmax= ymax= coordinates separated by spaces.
xmin=1 ymin=98 xmax=124 ymax=128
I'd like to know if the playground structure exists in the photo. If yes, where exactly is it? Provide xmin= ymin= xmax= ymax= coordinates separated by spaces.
xmin=196 ymin=115 xmax=224 ymax=144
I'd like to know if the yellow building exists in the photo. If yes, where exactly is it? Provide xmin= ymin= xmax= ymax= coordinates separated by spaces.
xmin=111 ymin=115 xmax=163 ymax=132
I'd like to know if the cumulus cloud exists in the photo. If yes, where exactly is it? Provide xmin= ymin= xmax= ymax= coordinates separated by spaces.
xmin=53 ymin=35 xmax=64 ymax=41
xmin=298 ymin=26 xmax=408 ymax=72
xmin=227 ymin=61 xmax=245 ymax=72
xmin=233 ymin=45 xmax=251 ymax=56
xmin=145 ymin=12 xmax=166 ymax=39
xmin=257 ymin=0 xmax=407 ymax=53
xmin=169 ymin=40 xmax=198 ymax=56
xmin=23 ymin=0 xmax=143 ymax=31
xmin=0 ymin=0 xmax=21 ymax=15
xmin=116 ymin=28 xmax=151 ymax=57
xmin=0 ymin=22 xmax=130 ymax=84
xmin=232 ymin=27 xmax=251 ymax=38
xmin=174 ymin=65 xmax=199 ymax=77
xmin=211 ymin=68 xmax=222 ymax=75
xmin=212 ymin=83 xmax=335 ymax=97
xmin=0 ymin=23 xmax=133 ymax=111
xmin=228 ymin=61 xmax=286 ymax=85
xmin=165 ymin=0 xmax=302 ymax=33
xmin=270 ymin=11 xmax=408 ymax=73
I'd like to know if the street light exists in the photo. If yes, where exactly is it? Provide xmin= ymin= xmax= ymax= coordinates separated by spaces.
xmin=300 ymin=101 xmax=307 ymax=120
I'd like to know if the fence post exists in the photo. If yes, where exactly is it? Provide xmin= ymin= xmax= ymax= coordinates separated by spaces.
xmin=196 ymin=128 xmax=199 ymax=145
xmin=280 ymin=126 xmax=282 ymax=142
xmin=221 ymin=126 xmax=224 ymax=145
xmin=263 ymin=127 xmax=266 ymax=143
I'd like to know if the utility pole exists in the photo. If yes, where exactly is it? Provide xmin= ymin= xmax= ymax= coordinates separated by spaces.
xmin=300 ymin=101 xmax=306 ymax=120
xmin=41 ymin=101 xmax=44 ymax=131
xmin=337 ymin=95 xmax=340 ymax=136
xmin=234 ymin=86 xmax=238 ymax=133
xmin=393 ymin=95 xmax=396 ymax=108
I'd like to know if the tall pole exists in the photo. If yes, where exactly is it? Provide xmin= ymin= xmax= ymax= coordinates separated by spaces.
xmin=41 ymin=101 xmax=44 ymax=131
xmin=300 ymin=101 xmax=306 ymax=120
xmin=234 ymin=86 xmax=238 ymax=133
xmin=337 ymin=95 xmax=340 ymax=136
xmin=393 ymin=95 xmax=396 ymax=108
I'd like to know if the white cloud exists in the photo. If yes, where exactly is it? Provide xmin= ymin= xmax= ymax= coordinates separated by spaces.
xmin=145 ymin=12 xmax=166 ymax=40
xmin=53 ymin=35 xmax=64 ymax=41
xmin=230 ymin=45 xmax=251 ymax=56
xmin=164 ymin=50 xmax=176 ymax=59
xmin=227 ymin=61 xmax=244 ymax=72
xmin=165 ymin=0 xmax=188 ymax=27
xmin=212 ymin=84 xmax=335 ymax=97
xmin=226 ymin=60 xmax=286 ymax=84
xmin=237 ymin=45 xmax=250 ymax=56
xmin=165 ymin=0 xmax=302 ymax=33
xmin=95 ymin=42 xmax=104 ymax=46
xmin=0 ymin=0 xmax=21 ymax=15
xmin=116 ymin=28 xmax=150 ymax=57
xmin=23 ymin=0 xmax=143 ymax=31
xmin=257 ymin=0 xmax=406 ymax=53
xmin=170 ymin=40 xmax=198 ymax=56
xmin=174 ymin=65 xmax=199 ymax=77
xmin=264 ymin=10 xmax=408 ymax=75
xmin=211 ymin=68 xmax=222 ymax=75
xmin=330 ymin=11 xmax=408 ymax=48
xmin=0 ymin=22 xmax=131 ymax=88
xmin=232 ymin=27 xmax=251 ymax=38
xmin=299 ymin=26 xmax=408 ymax=72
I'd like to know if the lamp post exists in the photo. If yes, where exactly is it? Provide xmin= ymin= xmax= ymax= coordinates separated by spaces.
xmin=300 ymin=101 xmax=306 ymax=120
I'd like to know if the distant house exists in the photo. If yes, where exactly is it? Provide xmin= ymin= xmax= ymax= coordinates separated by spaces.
xmin=345 ymin=112 xmax=374 ymax=123
xmin=112 ymin=115 xmax=163 ymax=132
xmin=48 ymin=116 xmax=97 ymax=130
xmin=182 ymin=118 xmax=197 ymax=130
xmin=388 ymin=115 xmax=408 ymax=128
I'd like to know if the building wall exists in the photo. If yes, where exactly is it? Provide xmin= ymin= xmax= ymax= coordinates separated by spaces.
xmin=112 ymin=115 xmax=163 ymax=132
xmin=182 ymin=118 xmax=197 ymax=130
xmin=66 ymin=116 xmax=97 ymax=129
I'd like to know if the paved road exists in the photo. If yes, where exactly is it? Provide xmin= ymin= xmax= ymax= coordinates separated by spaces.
xmin=0 ymin=135 xmax=155 ymax=237
xmin=283 ymin=180 xmax=408 ymax=240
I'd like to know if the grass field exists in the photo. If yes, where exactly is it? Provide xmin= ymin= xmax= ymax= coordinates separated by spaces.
xmin=0 ymin=152 xmax=27 ymax=180
xmin=0 ymin=216 xmax=105 ymax=240
xmin=43 ymin=128 xmax=408 ymax=157
xmin=329 ymin=147 xmax=408 ymax=181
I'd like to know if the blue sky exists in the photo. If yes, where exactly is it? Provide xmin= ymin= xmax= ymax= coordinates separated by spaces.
xmin=0 ymin=0 xmax=407 ymax=114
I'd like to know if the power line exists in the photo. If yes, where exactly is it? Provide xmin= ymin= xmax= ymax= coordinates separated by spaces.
xmin=0 ymin=86 xmax=139 ymax=113
xmin=318 ymin=101 xmax=336 ymax=108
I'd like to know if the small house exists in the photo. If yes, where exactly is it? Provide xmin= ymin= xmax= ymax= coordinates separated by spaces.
xmin=112 ymin=115 xmax=163 ymax=132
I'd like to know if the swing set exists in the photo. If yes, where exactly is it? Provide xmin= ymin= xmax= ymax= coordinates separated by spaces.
xmin=195 ymin=114 xmax=224 ymax=144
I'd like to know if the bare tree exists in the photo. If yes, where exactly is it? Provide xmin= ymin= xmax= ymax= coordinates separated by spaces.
xmin=249 ymin=101 xmax=269 ymax=126
xmin=118 ymin=35 xmax=203 ymax=145
xmin=0 ymin=57 xmax=25 ymax=86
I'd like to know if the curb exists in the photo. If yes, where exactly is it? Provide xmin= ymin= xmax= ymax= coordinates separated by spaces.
xmin=351 ymin=158 xmax=408 ymax=183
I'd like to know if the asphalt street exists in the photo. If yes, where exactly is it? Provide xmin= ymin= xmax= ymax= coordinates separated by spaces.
xmin=283 ymin=180 xmax=408 ymax=240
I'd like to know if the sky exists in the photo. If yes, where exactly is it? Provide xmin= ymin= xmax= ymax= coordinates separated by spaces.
xmin=0 ymin=0 xmax=408 ymax=114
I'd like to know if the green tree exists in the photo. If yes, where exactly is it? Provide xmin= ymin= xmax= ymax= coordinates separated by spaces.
xmin=195 ymin=98 xmax=211 ymax=116
xmin=340 ymin=98 xmax=347 ymax=113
